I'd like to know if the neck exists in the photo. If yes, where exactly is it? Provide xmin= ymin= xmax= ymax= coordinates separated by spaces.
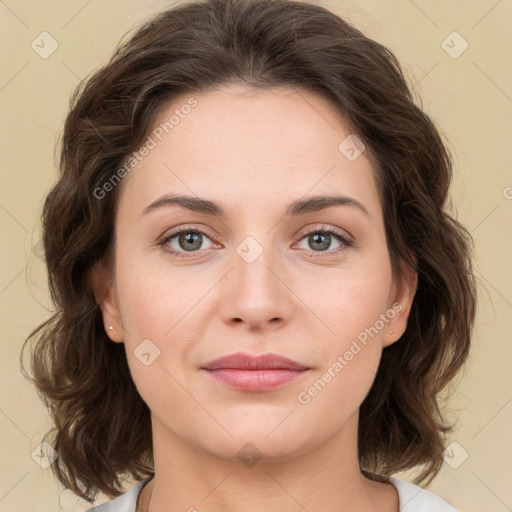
xmin=138 ymin=411 xmax=398 ymax=512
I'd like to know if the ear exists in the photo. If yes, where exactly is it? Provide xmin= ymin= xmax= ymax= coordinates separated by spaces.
xmin=382 ymin=260 xmax=418 ymax=348
xmin=88 ymin=262 xmax=124 ymax=343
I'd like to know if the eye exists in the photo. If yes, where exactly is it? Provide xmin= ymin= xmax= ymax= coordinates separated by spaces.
xmin=159 ymin=227 xmax=218 ymax=258
xmin=158 ymin=225 xmax=353 ymax=259
xmin=294 ymin=226 xmax=353 ymax=256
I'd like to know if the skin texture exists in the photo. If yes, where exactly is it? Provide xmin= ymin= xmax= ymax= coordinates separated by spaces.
xmin=91 ymin=84 xmax=417 ymax=512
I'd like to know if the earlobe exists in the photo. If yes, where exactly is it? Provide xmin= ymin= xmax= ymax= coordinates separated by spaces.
xmin=104 ymin=323 xmax=123 ymax=343
xmin=383 ymin=263 xmax=418 ymax=348
xmin=88 ymin=262 xmax=124 ymax=343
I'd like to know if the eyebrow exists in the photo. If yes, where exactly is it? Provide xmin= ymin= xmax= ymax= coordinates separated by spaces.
xmin=142 ymin=193 xmax=372 ymax=219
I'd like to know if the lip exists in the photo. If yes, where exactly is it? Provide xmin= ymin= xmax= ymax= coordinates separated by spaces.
xmin=200 ymin=353 xmax=310 ymax=392
xmin=202 ymin=353 xmax=309 ymax=371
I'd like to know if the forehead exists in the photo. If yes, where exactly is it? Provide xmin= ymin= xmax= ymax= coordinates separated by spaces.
xmin=118 ymin=85 xmax=381 ymax=221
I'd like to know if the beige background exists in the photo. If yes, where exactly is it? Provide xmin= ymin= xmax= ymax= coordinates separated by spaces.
xmin=1 ymin=0 xmax=511 ymax=510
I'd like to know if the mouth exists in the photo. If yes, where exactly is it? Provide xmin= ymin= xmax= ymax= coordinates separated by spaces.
xmin=200 ymin=352 xmax=311 ymax=392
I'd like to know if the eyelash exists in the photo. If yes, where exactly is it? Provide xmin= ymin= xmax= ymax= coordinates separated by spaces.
xmin=157 ymin=225 xmax=353 ymax=259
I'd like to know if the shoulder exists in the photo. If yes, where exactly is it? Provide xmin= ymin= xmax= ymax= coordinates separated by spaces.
xmin=390 ymin=477 xmax=462 ymax=511
xmin=84 ymin=480 xmax=146 ymax=512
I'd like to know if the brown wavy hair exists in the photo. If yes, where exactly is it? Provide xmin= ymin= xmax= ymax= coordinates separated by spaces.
xmin=20 ymin=0 xmax=477 ymax=503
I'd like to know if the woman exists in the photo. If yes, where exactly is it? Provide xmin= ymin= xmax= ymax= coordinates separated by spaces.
xmin=21 ymin=0 xmax=476 ymax=510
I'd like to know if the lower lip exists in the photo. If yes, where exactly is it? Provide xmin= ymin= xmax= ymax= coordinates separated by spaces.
xmin=203 ymin=368 xmax=309 ymax=392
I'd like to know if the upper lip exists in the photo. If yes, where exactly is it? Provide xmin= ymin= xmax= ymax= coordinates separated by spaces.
xmin=201 ymin=353 xmax=309 ymax=371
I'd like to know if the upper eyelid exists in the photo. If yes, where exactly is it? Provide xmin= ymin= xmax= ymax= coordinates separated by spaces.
xmin=162 ymin=224 xmax=218 ymax=242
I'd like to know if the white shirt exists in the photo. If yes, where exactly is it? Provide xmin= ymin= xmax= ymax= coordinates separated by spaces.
xmin=85 ymin=477 xmax=461 ymax=511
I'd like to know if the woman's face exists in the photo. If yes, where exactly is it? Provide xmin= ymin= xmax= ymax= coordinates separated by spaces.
xmin=96 ymin=84 xmax=416 ymax=461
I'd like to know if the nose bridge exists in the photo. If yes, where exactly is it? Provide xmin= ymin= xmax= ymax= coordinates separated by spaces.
xmin=219 ymin=232 xmax=292 ymax=328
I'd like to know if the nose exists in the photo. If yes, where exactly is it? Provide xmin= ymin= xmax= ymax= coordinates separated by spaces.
xmin=218 ymin=244 xmax=295 ymax=331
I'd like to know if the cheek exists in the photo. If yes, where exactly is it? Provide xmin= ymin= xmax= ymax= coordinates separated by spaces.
xmin=114 ymin=257 xmax=211 ymax=395
xmin=115 ymin=253 xmax=203 ymax=338
xmin=296 ymin=259 xmax=392 ymax=403
xmin=303 ymin=263 xmax=392 ymax=344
